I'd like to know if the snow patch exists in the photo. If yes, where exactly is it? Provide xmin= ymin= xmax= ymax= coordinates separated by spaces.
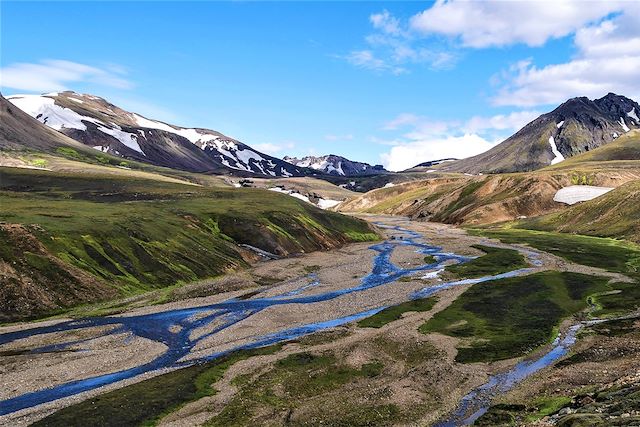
xmin=96 ymin=125 xmax=145 ymax=155
xmin=68 ymin=97 xmax=84 ymax=104
xmin=383 ymin=182 xmax=395 ymax=188
xmin=553 ymin=185 xmax=614 ymax=205
xmin=317 ymin=199 xmax=341 ymax=209
xmin=7 ymin=94 xmax=103 ymax=131
xmin=556 ymin=120 xmax=564 ymax=128
xmin=548 ymin=136 xmax=565 ymax=165
xmin=619 ymin=117 xmax=630 ymax=132
xmin=628 ymin=108 xmax=639 ymax=122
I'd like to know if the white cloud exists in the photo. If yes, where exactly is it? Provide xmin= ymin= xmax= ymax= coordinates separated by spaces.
xmin=252 ymin=142 xmax=295 ymax=155
xmin=492 ymin=4 xmax=640 ymax=106
xmin=370 ymin=10 xmax=402 ymax=36
xmin=410 ymin=0 xmax=623 ymax=48
xmin=380 ymin=134 xmax=496 ymax=171
xmin=344 ymin=50 xmax=407 ymax=75
xmin=464 ymin=110 xmax=541 ymax=133
xmin=0 ymin=59 xmax=133 ymax=92
xmin=378 ymin=109 xmax=542 ymax=171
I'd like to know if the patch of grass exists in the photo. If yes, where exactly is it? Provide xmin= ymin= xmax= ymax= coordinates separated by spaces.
xmin=55 ymin=146 xmax=81 ymax=159
xmin=476 ymin=397 xmax=572 ymax=426
xmin=32 ymin=345 xmax=282 ymax=427
xmin=420 ymin=271 xmax=611 ymax=363
xmin=205 ymin=351 xmax=385 ymax=426
xmin=469 ymin=228 xmax=640 ymax=278
xmin=30 ymin=158 xmax=48 ymax=168
xmin=445 ymin=244 xmax=528 ymax=278
xmin=423 ymin=255 xmax=437 ymax=264
xmin=358 ymin=297 xmax=437 ymax=328
xmin=303 ymin=264 xmax=321 ymax=274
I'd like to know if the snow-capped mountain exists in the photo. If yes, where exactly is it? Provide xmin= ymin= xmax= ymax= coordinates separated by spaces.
xmin=440 ymin=93 xmax=640 ymax=174
xmin=283 ymin=154 xmax=388 ymax=176
xmin=6 ymin=91 xmax=303 ymax=177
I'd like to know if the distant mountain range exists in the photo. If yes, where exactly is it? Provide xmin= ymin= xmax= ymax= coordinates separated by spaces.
xmin=5 ymin=91 xmax=640 ymax=182
xmin=440 ymin=93 xmax=640 ymax=174
xmin=283 ymin=154 xmax=388 ymax=176
xmin=6 ymin=91 xmax=303 ymax=177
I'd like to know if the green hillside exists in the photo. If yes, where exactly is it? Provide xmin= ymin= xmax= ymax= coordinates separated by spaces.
xmin=0 ymin=167 xmax=378 ymax=322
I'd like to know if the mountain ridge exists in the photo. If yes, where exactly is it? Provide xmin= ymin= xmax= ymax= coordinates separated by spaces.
xmin=6 ymin=91 xmax=305 ymax=177
xmin=283 ymin=154 xmax=388 ymax=176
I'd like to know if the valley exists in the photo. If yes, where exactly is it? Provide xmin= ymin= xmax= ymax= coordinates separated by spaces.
xmin=1 ymin=59 xmax=640 ymax=427
xmin=1 ymin=216 xmax=639 ymax=426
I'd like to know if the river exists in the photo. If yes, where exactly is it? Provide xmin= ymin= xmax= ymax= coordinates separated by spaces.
xmin=0 ymin=219 xmax=582 ymax=425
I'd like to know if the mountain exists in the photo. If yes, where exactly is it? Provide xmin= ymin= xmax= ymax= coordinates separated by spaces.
xmin=283 ymin=154 xmax=388 ymax=176
xmin=405 ymin=158 xmax=457 ymax=171
xmin=1 ymin=93 xmax=96 ymax=154
xmin=6 ymin=91 xmax=304 ymax=177
xmin=440 ymin=93 xmax=640 ymax=174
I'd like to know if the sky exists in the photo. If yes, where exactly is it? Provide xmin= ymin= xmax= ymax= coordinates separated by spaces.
xmin=1 ymin=1 xmax=639 ymax=171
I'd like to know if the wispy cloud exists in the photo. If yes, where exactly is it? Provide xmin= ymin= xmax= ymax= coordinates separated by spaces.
xmin=343 ymin=50 xmax=407 ymax=75
xmin=324 ymin=134 xmax=354 ymax=141
xmin=341 ymin=9 xmax=458 ymax=75
xmin=0 ymin=59 xmax=133 ymax=92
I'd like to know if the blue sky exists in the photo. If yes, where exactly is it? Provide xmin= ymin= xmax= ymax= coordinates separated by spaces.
xmin=2 ymin=1 xmax=639 ymax=170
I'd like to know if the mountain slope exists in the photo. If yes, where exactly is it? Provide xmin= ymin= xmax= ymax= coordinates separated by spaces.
xmin=0 ymin=166 xmax=378 ymax=322
xmin=6 ymin=91 xmax=304 ymax=177
xmin=283 ymin=154 xmax=388 ymax=176
xmin=521 ymin=179 xmax=640 ymax=243
xmin=547 ymin=129 xmax=640 ymax=169
xmin=440 ymin=93 xmax=640 ymax=174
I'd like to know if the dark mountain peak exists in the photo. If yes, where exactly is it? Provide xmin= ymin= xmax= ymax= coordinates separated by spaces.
xmin=594 ymin=93 xmax=639 ymax=116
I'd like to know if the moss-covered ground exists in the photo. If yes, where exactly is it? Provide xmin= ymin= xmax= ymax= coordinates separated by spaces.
xmin=445 ymin=244 xmax=528 ymax=278
xmin=420 ymin=271 xmax=612 ymax=363
xmin=357 ymin=297 xmax=437 ymax=328
xmin=31 ymin=345 xmax=282 ymax=427
xmin=0 ymin=167 xmax=378 ymax=321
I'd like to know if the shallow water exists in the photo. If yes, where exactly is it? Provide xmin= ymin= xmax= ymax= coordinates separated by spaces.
xmin=0 ymin=221 xmax=549 ymax=420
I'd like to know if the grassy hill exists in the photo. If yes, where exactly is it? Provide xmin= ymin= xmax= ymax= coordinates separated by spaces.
xmin=520 ymin=179 xmax=640 ymax=243
xmin=0 ymin=167 xmax=378 ymax=322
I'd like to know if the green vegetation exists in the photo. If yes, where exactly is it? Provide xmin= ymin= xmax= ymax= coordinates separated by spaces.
xmin=476 ymin=396 xmax=573 ymax=426
xmin=445 ymin=244 xmax=528 ymax=278
xmin=469 ymin=228 xmax=640 ymax=278
xmin=0 ymin=167 xmax=378 ymax=321
xmin=423 ymin=255 xmax=437 ymax=264
xmin=358 ymin=297 xmax=437 ymax=328
xmin=420 ymin=271 xmax=611 ymax=363
xmin=32 ymin=345 xmax=282 ymax=427
xmin=205 ymin=351 xmax=385 ymax=426
xmin=302 ymin=264 xmax=321 ymax=273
